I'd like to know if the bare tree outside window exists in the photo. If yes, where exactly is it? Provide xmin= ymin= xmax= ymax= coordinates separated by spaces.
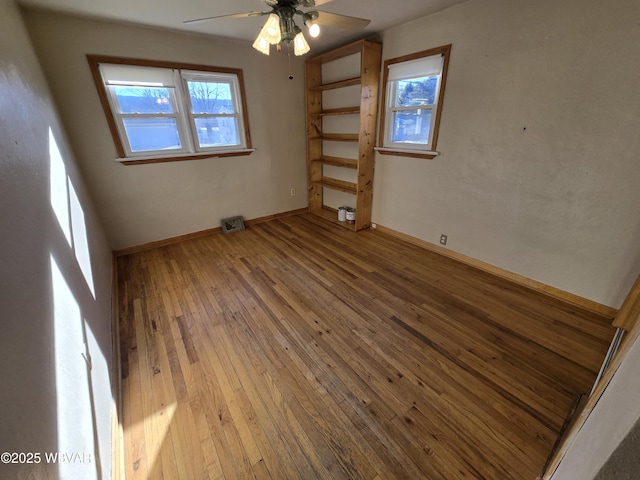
xmin=187 ymin=81 xmax=238 ymax=147
xmin=187 ymin=81 xmax=232 ymax=114
xmin=396 ymin=77 xmax=438 ymax=107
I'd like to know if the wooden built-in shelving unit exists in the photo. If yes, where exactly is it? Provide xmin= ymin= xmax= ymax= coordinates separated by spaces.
xmin=305 ymin=39 xmax=382 ymax=230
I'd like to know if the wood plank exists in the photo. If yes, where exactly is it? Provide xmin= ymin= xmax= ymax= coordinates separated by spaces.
xmin=124 ymin=347 xmax=148 ymax=479
xmin=133 ymin=298 xmax=168 ymax=479
xmin=310 ymin=133 xmax=360 ymax=142
xmin=314 ymin=155 xmax=358 ymax=169
xmin=306 ymin=59 xmax=323 ymax=212
xmin=354 ymin=40 xmax=381 ymax=231
xmin=311 ymin=106 xmax=361 ymax=117
xmin=309 ymin=76 xmax=361 ymax=91
xmin=117 ymin=212 xmax=613 ymax=480
xmin=315 ymin=176 xmax=357 ymax=194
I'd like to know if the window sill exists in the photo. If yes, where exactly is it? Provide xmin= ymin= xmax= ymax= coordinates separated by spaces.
xmin=375 ymin=147 xmax=440 ymax=159
xmin=116 ymin=148 xmax=255 ymax=165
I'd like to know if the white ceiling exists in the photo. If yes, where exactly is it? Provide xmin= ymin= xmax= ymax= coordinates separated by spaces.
xmin=18 ymin=0 xmax=468 ymax=53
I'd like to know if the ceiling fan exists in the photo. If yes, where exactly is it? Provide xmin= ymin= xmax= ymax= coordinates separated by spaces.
xmin=184 ymin=0 xmax=371 ymax=57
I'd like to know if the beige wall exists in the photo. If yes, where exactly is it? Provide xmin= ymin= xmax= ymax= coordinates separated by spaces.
xmin=23 ymin=9 xmax=309 ymax=250
xmin=374 ymin=0 xmax=640 ymax=308
xmin=0 ymin=0 xmax=113 ymax=478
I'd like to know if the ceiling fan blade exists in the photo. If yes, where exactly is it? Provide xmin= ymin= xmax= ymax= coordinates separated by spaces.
xmin=300 ymin=0 xmax=334 ymax=6
xmin=184 ymin=11 xmax=266 ymax=25
xmin=315 ymin=11 xmax=371 ymax=30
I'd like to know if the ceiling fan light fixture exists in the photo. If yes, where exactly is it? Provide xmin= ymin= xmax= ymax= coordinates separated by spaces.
xmin=261 ymin=13 xmax=282 ymax=44
xmin=308 ymin=22 xmax=320 ymax=37
xmin=250 ymin=4 xmax=324 ymax=57
xmin=293 ymin=31 xmax=310 ymax=56
xmin=186 ymin=1 xmax=371 ymax=60
xmin=252 ymin=33 xmax=270 ymax=55
xmin=303 ymin=12 xmax=320 ymax=38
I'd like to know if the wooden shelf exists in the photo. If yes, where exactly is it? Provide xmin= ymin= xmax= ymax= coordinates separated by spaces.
xmin=313 ymin=156 xmax=358 ymax=169
xmin=310 ymin=107 xmax=360 ymax=117
xmin=310 ymin=133 xmax=359 ymax=142
xmin=306 ymin=39 xmax=382 ymax=231
xmin=309 ymin=207 xmax=356 ymax=231
xmin=309 ymin=77 xmax=361 ymax=91
xmin=315 ymin=177 xmax=357 ymax=194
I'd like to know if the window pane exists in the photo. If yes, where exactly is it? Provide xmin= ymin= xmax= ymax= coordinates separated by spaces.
xmin=123 ymin=117 xmax=182 ymax=152
xmin=187 ymin=81 xmax=235 ymax=114
xmin=391 ymin=109 xmax=432 ymax=145
xmin=112 ymin=86 xmax=174 ymax=114
xmin=394 ymin=76 xmax=438 ymax=107
xmin=194 ymin=117 xmax=240 ymax=147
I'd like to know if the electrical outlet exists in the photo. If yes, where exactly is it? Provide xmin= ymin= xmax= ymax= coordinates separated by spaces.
xmin=290 ymin=188 xmax=296 ymax=196
xmin=440 ymin=234 xmax=448 ymax=245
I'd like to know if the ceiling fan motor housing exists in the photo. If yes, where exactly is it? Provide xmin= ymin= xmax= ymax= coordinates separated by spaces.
xmin=269 ymin=0 xmax=317 ymax=44
xmin=275 ymin=6 xmax=298 ymax=43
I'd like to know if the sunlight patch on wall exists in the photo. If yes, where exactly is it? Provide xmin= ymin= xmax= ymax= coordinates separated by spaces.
xmin=49 ymin=128 xmax=71 ymax=246
xmin=69 ymin=180 xmax=95 ymax=298
xmin=51 ymin=254 xmax=98 ymax=479
xmin=49 ymin=127 xmax=96 ymax=299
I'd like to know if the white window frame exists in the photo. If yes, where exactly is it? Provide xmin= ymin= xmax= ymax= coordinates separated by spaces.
xmin=181 ymin=71 xmax=247 ymax=154
xmin=87 ymin=56 xmax=254 ymax=165
xmin=377 ymin=44 xmax=451 ymax=159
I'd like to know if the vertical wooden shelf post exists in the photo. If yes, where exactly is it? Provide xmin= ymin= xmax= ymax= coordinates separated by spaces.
xmin=306 ymin=60 xmax=323 ymax=212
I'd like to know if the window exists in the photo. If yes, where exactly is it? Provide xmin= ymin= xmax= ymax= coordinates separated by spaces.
xmin=377 ymin=44 xmax=451 ymax=159
xmin=87 ymin=56 xmax=253 ymax=164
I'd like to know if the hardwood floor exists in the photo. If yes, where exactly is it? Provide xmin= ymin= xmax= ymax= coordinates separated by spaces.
xmin=116 ymin=212 xmax=614 ymax=480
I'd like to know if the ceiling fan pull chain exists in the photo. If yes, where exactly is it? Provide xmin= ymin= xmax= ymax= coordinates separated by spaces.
xmin=288 ymin=43 xmax=294 ymax=80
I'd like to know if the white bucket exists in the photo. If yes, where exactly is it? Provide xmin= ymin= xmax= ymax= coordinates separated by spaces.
xmin=337 ymin=206 xmax=347 ymax=222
